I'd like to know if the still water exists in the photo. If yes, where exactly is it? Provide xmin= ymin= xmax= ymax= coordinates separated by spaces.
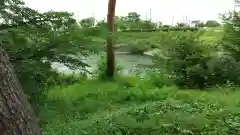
xmin=51 ymin=53 xmax=154 ymax=75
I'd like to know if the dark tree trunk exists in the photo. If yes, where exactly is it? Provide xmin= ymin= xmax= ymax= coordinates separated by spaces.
xmin=106 ymin=0 xmax=116 ymax=78
xmin=0 ymin=47 xmax=42 ymax=135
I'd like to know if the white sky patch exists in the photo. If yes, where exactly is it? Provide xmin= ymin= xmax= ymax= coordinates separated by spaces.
xmin=24 ymin=0 xmax=235 ymax=25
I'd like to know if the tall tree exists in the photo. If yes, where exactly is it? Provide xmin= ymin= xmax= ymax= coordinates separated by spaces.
xmin=0 ymin=0 xmax=42 ymax=134
xmin=106 ymin=0 xmax=116 ymax=78
xmin=0 ymin=47 xmax=42 ymax=134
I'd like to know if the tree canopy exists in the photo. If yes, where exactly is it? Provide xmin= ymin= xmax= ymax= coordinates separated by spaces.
xmin=0 ymin=0 xmax=99 ymax=108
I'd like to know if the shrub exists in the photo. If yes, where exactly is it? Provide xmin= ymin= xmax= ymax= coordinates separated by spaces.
xmin=16 ymin=59 xmax=86 ymax=113
xmin=93 ymin=56 xmax=123 ymax=80
xmin=47 ymin=72 xmax=86 ymax=86
xmin=222 ymin=12 xmax=240 ymax=60
xmin=204 ymin=54 xmax=240 ymax=86
xmin=154 ymin=31 xmax=240 ymax=88
xmin=144 ymin=71 xmax=174 ymax=88
xmin=128 ymin=40 xmax=152 ymax=54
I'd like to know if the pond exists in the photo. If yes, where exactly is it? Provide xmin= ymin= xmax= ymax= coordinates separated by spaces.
xmin=51 ymin=52 xmax=154 ymax=75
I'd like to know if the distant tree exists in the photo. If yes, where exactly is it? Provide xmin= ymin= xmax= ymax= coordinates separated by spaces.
xmin=191 ymin=20 xmax=204 ymax=27
xmin=191 ymin=20 xmax=200 ymax=27
xmin=195 ymin=22 xmax=205 ymax=27
xmin=115 ymin=16 xmax=128 ymax=30
xmin=137 ymin=20 xmax=157 ymax=29
xmin=80 ymin=17 xmax=95 ymax=28
xmin=96 ymin=16 xmax=127 ymax=31
xmin=176 ymin=22 xmax=188 ymax=27
xmin=157 ymin=21 xmax=163 ymax=28
xmin=235 ymin=0 xmax=240 ymax=5
xmin=205 ymin=20 xmax=220 ymax=27
xmin=191 ymin=20 xmax=201 ymax=24
xmin=162 ymin=25 xmax=170 ymax=28
xmin=126 ymin=12 xmax=141 ymax=23
xmin=96 ymin=19 xmax=106 ymax=26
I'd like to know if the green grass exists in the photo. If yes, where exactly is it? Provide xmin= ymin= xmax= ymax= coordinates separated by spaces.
xmin=40 ymin=75 xmax=240 ymax=135
xmin=90 ymin=29 xmax=223 ymax=54
xmin=117 ymin=29 xmax=223 ymax=44
xmin=116 ymin=32 xmax=160 ymax=44
xmin=199 ymin=30 xmax=223 ymax=44
xmin=114 ymin=29 xmax=223 ymax=55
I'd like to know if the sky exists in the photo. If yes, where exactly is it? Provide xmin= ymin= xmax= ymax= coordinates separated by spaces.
xmin=24 ymin=0 xmax=235 ymax=25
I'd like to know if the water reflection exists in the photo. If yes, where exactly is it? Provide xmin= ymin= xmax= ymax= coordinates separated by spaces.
xmin=51 ymin=53 xmax=154 ymax=75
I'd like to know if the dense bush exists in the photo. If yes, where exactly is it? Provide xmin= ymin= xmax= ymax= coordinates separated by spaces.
xmin=124 ymin=37 xmax=161 ymax=55
xmin=128 ymin=40 xmax=152 ymax=54
xmin=154 ymin=31 xmax=240 ymax=89
xmin=222 ymin=12 xmax=240 ymax=60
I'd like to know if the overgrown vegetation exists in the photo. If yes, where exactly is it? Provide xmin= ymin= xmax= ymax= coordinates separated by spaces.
xmin=0 ymin=0 xmax=102 ymax=112
xmin=2 ymin=0 xmax=240 ymax=134
xmin=41 ymin=79 xmax=240 ymax=135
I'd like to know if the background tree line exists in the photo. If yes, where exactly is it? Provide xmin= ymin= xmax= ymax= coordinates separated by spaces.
xmin=80 ymin=12 xmax=221 ymax=30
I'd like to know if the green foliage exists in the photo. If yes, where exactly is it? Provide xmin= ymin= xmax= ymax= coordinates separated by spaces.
xmin=162 ymin=25 xmax=170 ymax=28
xmin=176 ymin=22 xmax=189 ymax=27
xmin=79 ymin=17 xmax=95 ymax=28
xmin=40 ymin=78 xmax=240 ymax=135
xmin=154 ymin=31 xmax=206 ymax=88
xmin=116 ymin=29 xmax=219 ymax=45
xmin=126 ymin=12 xmax=141 ymax=23
xmin=121 ymin=27 xmax=198 ymax=32
xmin=3 ymin=1 xmax=240 ymax=134
xmin=122 ymin=29 xmax=159 ymax=32
xmin=93 ymin=56 xmax=123 ymax=80
xmin=129 ymin=20 xmax=157 ymax=30
xmin=195 ymin=22 xmax=205 ymax=28
xmin=47 ymin=72 xmax=86 ymax=87
xmin=128 ymin=40 xmax=152 ymax=54
xmin=222 ymin=11 xmax=240 ymax=60
xmin=144 ymin=71 xmax=174 ymax=88
xmin=0 ymin=0 xmax=100 ymax=112
xmin=153 ymin=31 xmax=240 ymax=88
xmin=205 ymin=20 xmax=221 ymax=27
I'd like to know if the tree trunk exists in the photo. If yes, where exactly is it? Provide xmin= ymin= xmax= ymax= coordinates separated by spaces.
xmin=0 ymin=47 xmax=42 ymax=135
xmin=106 ymin=0 xmax=116 ymax=78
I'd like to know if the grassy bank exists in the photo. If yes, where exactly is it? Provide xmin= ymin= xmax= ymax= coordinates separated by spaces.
xmin=117 ymin=29 xmax=223 ymax=44
xmin=90 ymin=29 xmax=223 ymax=55
xmin=40 ymin=75 xmax=240 ymax=135
xmin=113 ymin=29 xmax=223 ymax=55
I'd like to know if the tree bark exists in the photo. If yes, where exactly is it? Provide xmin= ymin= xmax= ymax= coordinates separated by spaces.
xmin=0 ymin=47 xmax=42 ymax=135
xmin=106 ymin=0 xmax=116 ymax=78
